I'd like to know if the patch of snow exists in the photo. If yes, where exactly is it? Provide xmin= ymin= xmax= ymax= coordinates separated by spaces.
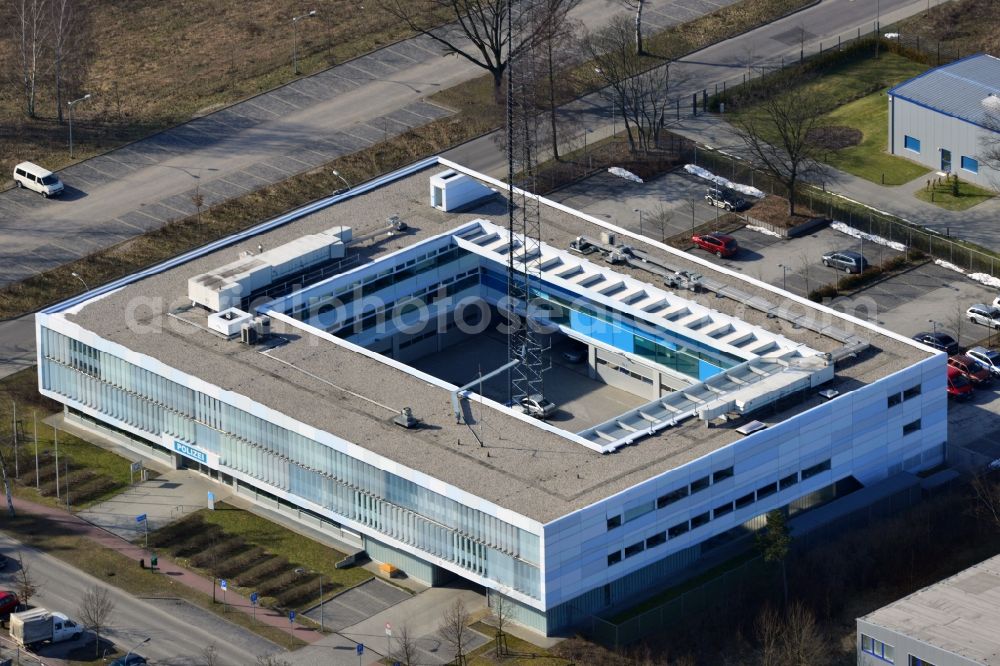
xmin=830 ymin=221 xmax=906 ymax=252
xmin=683 ymin=164 xmax=765 ymax=199
xmin=746 ymin=224 xmax=783 ymax=238
xmin=934 ymin=259 xmax=1000 ymax=288
xmin=884 ymin=32 xmax=900 ymax=39
xmin=608 ymin=167 xmax=643 ymax=183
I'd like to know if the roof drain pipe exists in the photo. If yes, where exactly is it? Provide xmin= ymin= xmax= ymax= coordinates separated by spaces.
xmin=451 ymin=360 xmax=520 ymax=424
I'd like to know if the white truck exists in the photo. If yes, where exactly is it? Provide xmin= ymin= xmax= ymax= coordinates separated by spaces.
xmin=9 ymin=608 xmax=82 ymax=649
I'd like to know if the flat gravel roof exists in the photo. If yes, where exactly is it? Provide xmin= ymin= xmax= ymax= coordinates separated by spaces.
xmin=66 ymin=163 xmax=927 ymax=523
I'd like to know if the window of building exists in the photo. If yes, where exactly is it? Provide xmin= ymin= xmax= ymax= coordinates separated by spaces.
xmin=908 ymin=656 xmax=936 ymax=666
xmin=712 ymin=466 xmax=734 ymax=483
xmin=607 ymin=550 xmax=622 ymax=566
xmin=624 ymin=541 xmax=645 ymax=558
xmin=714 ymin=501 xmax=734 ymax=518
xmin=861 ymin=634 xmax=894 ymax=663
xmin=903 ymin=419 xmax=921 ymax=436
xmin=690 ymin=476 xmax=710 ymax=493
xmin=624 ymin=501 xmax=655 ymax=523
xmin=607 ymin=515 xmax=622 ymax=531
xmin=668 ymin=521 xmax=690 ymax=538
xmin=756 ymin=482 xmax=777 ymax=500
xmin=904 ymin=135 xmax=921 ymax=153
xmin=961 ymin=155 xmax=979 ymax=174
xmin=903 ymin=385 xmax=921 ymax=401
xmin=646 ymin=531 xmax=667 ymax=548
xmin=657 ymin=486 xmax=689 ymax=509
xmin=735 ymin=492 xmax=755 ymax=509
xmin=802 ymin=459 xmax=831 ymax=480
xmin=887 ymin=392 xmax=902 ymax=408
xmin=691 ymin=511 xmax=710 ymax=529
xmin=779 ymin=472 xmax=798 ymax=491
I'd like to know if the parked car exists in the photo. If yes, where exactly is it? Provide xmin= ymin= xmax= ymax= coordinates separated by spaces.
xmin=0 ymin=591 xmax=20 ymax=624
xmin=967 ymin=346 xmax=1000 ymax=377
xmin=947 ymin=366 xmax=974 ymax=399
xmin=562 ymin=341 xmax=587 ymax=364
xmin=12 ymin=162 xmax=64 ymax=198
xmin=691 ymin=232 xmax=739 ymax=258
xmin=967 ymin=303 xmax=1000 ymax=328
xmin=109 ymin=655 xmax=148 ymax=666
xmin=821 ymin=250 xmax=868 ymax=273
xmin=991 ymin=295 xmax=1000 ymax=310
xmin=519 ymin=394 xmax=557 ymax=419
xmin=948 ymin=354 xmax=992 ymax=385
xmin=704 ymin=187 xmax=746 ymax=211
xmin=912 ymin=331 xmax=959 ymax=355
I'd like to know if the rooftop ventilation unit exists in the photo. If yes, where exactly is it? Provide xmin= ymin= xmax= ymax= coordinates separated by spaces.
xmin=188 ymin=226 xmax=352 ymax=312
xmin=207 ymin=307 xmax=253 ymax=337
xmin=429 ymin=169 xmax=496 ymax=212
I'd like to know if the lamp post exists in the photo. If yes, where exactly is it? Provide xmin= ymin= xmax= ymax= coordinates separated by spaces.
xmin=124 ymin=637 xmax=151 ymax=663
xmin=929 ymin=319 xmax=938 ymax=335
xmin=70 ymin=272 xmax=89 ymax=291
xmin=778 ymin=264 xmax=789 ymax=292
xmin=291 ymin=10 xmax=318 ymax=75
xmin=67 ymin=93 xmax=91 ymax=159
xmin=633 ymin=208 xmax=644 ymax=237
xmin=331 ymin=169 xmax=351 ymax=191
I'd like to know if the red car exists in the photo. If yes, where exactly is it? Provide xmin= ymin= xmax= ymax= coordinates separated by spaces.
xmin=947 ymin=366 xmax=974 ymax=399
xmin=0 ymin=590 xmax=19 ymax=620
xmin=691 ymin=232 xmax=739 ymax=258
xmin=948 ymin=354 xmax=991 ymax=385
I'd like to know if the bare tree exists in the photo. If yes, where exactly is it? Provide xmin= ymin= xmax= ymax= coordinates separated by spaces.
xmin=440 ymin=598 xmax=472 ymax=666
xmin=782 ymin=602 xmax=827 ymax=666
xmin=201 ymin=644 xmax=220 ymax=666
xmin=972 ymin=472 xmax=1000 ymax=532
xmin=648 ymin=203 xmax=674 ymax=242
xmin=49 ymin=0 xmax=77 ymax=122
xmin=15 ymin=555 xmax=38 ymax=606
xmin=377 ymin=0 xmax=575 ymax=103
xmin=583 ymin=16 xmax=671 ymax=153
xmin=730 ymin=83 xmax=827 ymax=216
xmin=392 ymin=623 xmax=418 ymax=666
xmin=538 ymin=7 xmax=580 ymax=161
xmin=191 ymin=187 xmax=206 ymax=224
xmin=754 ymin=605 xmax=783 ymax=666
xmin=14 ymin=0 xmax=50 ymax=118
xmin=255 ymin=656 xmax=291 ymax=666
xmin=490 ymin=589 xmax=513 ymax=656
xmin=78 ymin=585 xmax=114 ymax=657
xmin=618 ymin=0 xmax=646 ymax=55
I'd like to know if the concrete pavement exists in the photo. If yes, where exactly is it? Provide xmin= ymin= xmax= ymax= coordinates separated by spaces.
xmin=0 ymin=316 xmax=35 ymax=380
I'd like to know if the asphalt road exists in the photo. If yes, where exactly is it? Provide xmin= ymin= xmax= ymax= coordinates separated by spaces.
xmin=0 ymin=533 xmax=278 ymax=665
xmin=443 ymin=0 xmax=938 ymax=175
xmin=0 ymin=0 xmax=701 ymax=288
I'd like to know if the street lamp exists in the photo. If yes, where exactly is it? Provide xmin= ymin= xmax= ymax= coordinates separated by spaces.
xmin=294 ymin=568 xmax=324 ymax=631
xmin=291 ymin=10 xmax=318 ymax=75
xmin=778 ymin=264 xmax=789 ymax=292
xmin=331 ymin=169 xmax=351 ymax=191
xmin=929 ymin=319 xmax=938 ymax=335
xmin=124 ymin=637 xmax=151 ymax=663
xmin=67 ymin=93 xmax=91 ymax=159
xmin=70 ymin=272 xmax=89 ymax=291
xmin=633 ymin=208 xmax=644 ymax=237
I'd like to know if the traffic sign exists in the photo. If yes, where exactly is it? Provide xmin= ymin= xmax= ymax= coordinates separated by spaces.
xmin=135 ymin=513 xmax=147 ymax=523
xmin=385 ymin=622 xmax=392 ymax=636
xmin=130 ymin=461 xmax=142 ymax=473
xmin=250 ymin=592 xmax=259 ymax=605
xmin=220 ymin=579 xmax=227 ymax=591
xmin=288 ymin=610 xmax=296 ymax=624
xmin=356 ymin=644 xmax=364 ymax=655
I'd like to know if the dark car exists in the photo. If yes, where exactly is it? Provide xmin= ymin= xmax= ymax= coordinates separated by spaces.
xmin=691 ymin=232 xmax=739 ymax=258
xmin=704 ymin=187 xmax=746 ymax=211
xmin=912 ymin=331 xmax=960 ymax=355
xmin=109 ymin=655 xmax=147 ymax=666
xmin=821 ymin=250 xmax=868 ymax=273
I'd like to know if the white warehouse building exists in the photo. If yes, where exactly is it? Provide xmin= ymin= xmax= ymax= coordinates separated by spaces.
xmin=888 ymin=53 xmax=1000 ymax=189
xmin=37 ymin=157 xmax=946 ymax=635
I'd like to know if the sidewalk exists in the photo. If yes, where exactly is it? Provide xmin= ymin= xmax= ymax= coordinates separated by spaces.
xmin=668 ymin=113 xmax=1000 ymax=249
xmin=10 ymin=494 xmax=324 ymax=645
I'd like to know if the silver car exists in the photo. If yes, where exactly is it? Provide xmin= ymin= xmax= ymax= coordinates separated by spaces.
xmin=967 ymin=304 xmax=1000 ymax=329
xmin=519 ymin=394 xmax=557 ymax=419
xmin=967 ymin=346 xmax=1000 ymax=376
xmin=821 ymin=250 xmax=868 ymax=273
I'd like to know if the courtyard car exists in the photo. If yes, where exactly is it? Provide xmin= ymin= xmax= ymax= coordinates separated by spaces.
xmin=519 ymin=394 xmax=557 ymax=419
xmin=562 ymin=341 xmax=587 ymax=364
xmin=691 ymin=232 xmax=738 ymax=258
xmin=704 ymin=187 xmax=746 ymax=211
xmin=947 ymin=366 xmax=974 ymax=400
xmin=967 ymin=303 xmax=1000 ymax=329
xmin=912 ymin=331 xmax=959 ymax=355
xmin=948 ymin=354 xmax=992 ymax=385
xmin=967 ymin=346 xmax=1000 ymax=377
xmin=109 ymin=655 xmax=147 ymax=666
xmin=0 ymin=591 xmax=20 ymax=622
xmin=821 ymin=250 xmax=868 ymax=274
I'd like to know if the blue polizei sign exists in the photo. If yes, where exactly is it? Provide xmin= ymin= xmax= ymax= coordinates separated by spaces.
xmin=220 ymin=580 xmax=227 ymax=591
xmin=250 ymin=592 xmax=259 ymax=605
xmin=173 ymin=440 xmax=208 ymax=464
xmin=136 ymin=514 xmax=147 ymax=523
xmin=289 ymin=610 xmax=296 ymax=623
xmin=356 ymin=645 xmax=364 ymax=655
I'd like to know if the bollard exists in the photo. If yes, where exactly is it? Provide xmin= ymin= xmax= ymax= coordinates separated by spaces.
xmin=140 ymin=558 xmax=145 ymax=569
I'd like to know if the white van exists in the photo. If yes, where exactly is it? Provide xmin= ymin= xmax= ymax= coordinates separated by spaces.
xmin=13 ymin=161 xmax=64 ymax=197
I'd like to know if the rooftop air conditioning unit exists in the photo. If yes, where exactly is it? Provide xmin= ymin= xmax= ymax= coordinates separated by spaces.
xmin=429 ymin=169 xmax=495 ymax=212
xmin=240 ymin=323 xmax=258 ymax=345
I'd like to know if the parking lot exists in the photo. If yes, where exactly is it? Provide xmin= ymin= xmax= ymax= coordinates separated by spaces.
xmin=557 ymin=167 xmax=1000 ymax=463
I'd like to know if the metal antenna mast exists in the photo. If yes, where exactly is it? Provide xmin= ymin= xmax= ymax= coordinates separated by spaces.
xmin=506 ymin=0 xmax=547 ymax=405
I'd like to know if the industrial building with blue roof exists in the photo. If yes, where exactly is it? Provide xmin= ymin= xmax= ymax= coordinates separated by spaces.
xmin=888 ymin=53 xmax=1000 ymax=187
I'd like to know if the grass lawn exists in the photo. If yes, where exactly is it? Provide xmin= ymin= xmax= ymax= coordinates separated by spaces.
xmin=464 ymin=622 xmax=572 ymax=666
xmin=914 ymin=177 xmax=995 ymax=210
xmin=0 ymin=367 xmax=134 ymax=509
xmin=0 ymin=512 xmax=306 ymax=651
xmin=820 ymin=91 xmax=930 ymax=185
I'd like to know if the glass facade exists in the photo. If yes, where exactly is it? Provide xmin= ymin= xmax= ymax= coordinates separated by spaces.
xmin=40 ymin=326 xmax=541 ymax=599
